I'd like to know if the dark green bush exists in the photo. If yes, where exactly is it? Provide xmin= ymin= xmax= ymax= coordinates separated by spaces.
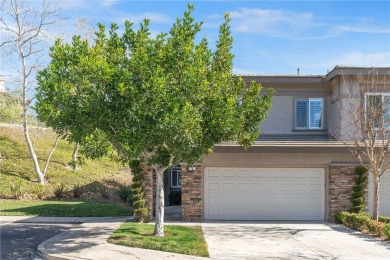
xmin=336 ymin=211 xmax=389 ymax=240
xmin=98 ymin=183 xmax=110 ymax=199
xmin=169 ymin=190 xmax=181 ymax=205
xmin=54 ymin=183 xmax=67 ymax=198
xmin=350 ymin=166 xmax=368 ymax=213
xmin=72 ymin=184 xmax=84 ymax=198
xmin=116 ymin=184 xmax=133 ymax=203
xmin=384 ymin=224 xmax=390 ymax=239
xmin=379 ymin=215 xmax=390 ymax=223
xmin=130 ymin=160 xmax=148 ymax=222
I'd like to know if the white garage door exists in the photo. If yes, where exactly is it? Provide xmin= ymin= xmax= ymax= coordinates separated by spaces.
xmin=379 ymin=173 xmax=390 ymax=217
xmin=204 ymin=167 xmax=325 ymax=220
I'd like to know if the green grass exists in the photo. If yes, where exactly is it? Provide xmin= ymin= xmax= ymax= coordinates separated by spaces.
xmin=0 ymin=125 xmax=130 ymax=199
xmin=108 ymin=222 xmax=209 ymax=257
xmin=0 ymin=199 xmax=131 ymax=217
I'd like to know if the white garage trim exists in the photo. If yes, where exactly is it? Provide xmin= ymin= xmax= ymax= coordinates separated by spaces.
xmin=204 ymin=167 xmax=325 ymax=221
xmin=369 ymin=172 xmax=390 ymax=217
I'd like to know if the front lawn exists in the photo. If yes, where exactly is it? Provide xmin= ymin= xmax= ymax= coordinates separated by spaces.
xmin=108 ymin=222 xmax=209 ymax=257
xmin=0 ymin=199 xmax=131 ymax=217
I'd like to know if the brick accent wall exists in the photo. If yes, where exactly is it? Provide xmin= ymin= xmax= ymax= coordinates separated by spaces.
xmin=181 ymin=164 xmax=203 ymax=222
xmin=328 ymin=165 xmax=368 ymax=221
xmin=143 ymin=166 xmax=154 ymax=221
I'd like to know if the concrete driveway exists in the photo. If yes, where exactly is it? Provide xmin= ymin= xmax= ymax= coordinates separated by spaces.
xmin=202 ymin=222 xmax=390 ymax=260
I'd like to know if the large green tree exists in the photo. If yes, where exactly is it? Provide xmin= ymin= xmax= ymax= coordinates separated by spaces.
xmin=36 ymin=5 xmax=273 ymax=236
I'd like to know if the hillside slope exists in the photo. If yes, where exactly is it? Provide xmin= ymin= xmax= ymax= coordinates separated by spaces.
xmin=0 ymin=125 xmax=130 ymax=199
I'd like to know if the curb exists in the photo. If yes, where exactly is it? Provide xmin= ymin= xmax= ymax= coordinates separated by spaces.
xmin=34 ymin=216 xmax=131 ymax=260
xmin=36 ymin=232 xmax=75 ymax=260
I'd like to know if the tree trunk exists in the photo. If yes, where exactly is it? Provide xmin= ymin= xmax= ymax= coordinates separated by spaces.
xmin=20 ymin=49 xmax=45 ymax=184
xmin=373 ymin=176 xmax=380 ymax=221
xmin=72 ymin=143 xmax=79 ymax=165
xmin=23 ymin=122 xmax=45 ymax=184
xmin=43 ymin=136 xmax=60 ymax=176
xmin=154 ymin=169 xmax=165 ymax=236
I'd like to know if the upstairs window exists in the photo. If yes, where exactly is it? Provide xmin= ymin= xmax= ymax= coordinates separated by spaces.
xmin=296 ymin=98 xmax=323 ymax=129
xmin=366 ymin=93 xmax=390 ymax=128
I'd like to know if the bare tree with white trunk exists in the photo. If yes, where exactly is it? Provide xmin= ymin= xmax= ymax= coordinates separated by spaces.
xmin=0 ymin=0 xmax=62 ymax=184
xmin=333 ymin=68 xmax=390 ymax=221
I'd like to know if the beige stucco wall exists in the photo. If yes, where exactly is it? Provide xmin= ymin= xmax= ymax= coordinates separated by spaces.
xmin=203 ymin=148 xmax=358 ymax=167
xmin=258 ymin=82 xmax=332 ymax=135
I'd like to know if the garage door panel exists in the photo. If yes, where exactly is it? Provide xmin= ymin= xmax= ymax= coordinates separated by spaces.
xmin=379 ymin=173 xmax=390 ymax=216
xmin=204 ymin=167 xmax=324 ymax=221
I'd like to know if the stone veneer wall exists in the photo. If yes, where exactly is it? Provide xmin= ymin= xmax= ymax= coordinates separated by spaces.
xmin=328 ymin=165 xmax=368 ymax=221
xmin=181 ymin=164 xmax=203 ymax=221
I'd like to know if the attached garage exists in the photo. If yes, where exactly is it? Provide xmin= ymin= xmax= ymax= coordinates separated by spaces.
xmin=204 ymin=167 xmax=325 ymax=220
xmin=379 ymin=173 xmax=390 ymax=217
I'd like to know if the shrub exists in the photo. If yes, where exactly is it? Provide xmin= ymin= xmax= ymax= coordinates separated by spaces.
xmin=130 ymin=160 xmax=148 ymax=222
xmin=54 ymin=183 xmax=67 ymax=198
xmin=31 ymin=185 xmax=46 ymax=199
xmin=379 ymin=215 xmax=390 ymax=223
xmin=98 ymin=183 xmax=110 ymax=199
xmin=384 ymin=224 xmax=390 ymax=240
xmin=368 ymin=220 xmax=385 ymax=236
xmin=350 ymin=166 xmax=367 ymax=213
xmin=72 ymin=184 xmax=84 ymax=198
xmin=9 ymin=180 xmax=26 ymax=199
xmin=336 ymin=211 xmax=390 ymax=240
xmin=116 ymin=184 xmax=132 ymax=203
xmin=169 ymin=190 xmax=182 ymax=205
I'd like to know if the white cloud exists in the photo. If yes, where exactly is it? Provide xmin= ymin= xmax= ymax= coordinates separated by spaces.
xmin=230 ymin=8 xmax=316 ymax=34
xmin=224 ymin=8 xmax=331 ymax=39
xmin=213 ymin=8 xmax=390 ymax=40
xmin=100 ymin=0 xmax=120 ymax=7
xmin=335 ymin=25 xmax=390 ymax=34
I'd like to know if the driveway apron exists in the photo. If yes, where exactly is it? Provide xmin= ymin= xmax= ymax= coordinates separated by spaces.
xmin=202 ymin=222 xmax=390 ymax=260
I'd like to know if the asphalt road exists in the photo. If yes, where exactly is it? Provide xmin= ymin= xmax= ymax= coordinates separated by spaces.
xmin=1 ymin=222 xmax=78 ymax=260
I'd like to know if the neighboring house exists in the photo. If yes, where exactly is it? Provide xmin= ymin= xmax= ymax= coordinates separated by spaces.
xmin=0 ymin=76 xmax=5 ymax=93
xmin=145 ymin=66 xmax=390 ymax=222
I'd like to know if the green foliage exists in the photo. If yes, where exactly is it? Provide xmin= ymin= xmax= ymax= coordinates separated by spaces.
xmin=379 ymin=215 xmax=390 ymax=223
xmin=108 ymin=222 xmax=209 ymax=257
xmin=384 ymin=224 xmax=390 ymax=239
xmin=72 ymin=184 xmax=84 ymax=198
xmin=98 ymin=183 xmax=110 ymax=199
xmin=35 ymin=4 xmax=273 ymax=169
xmin=116 ymin=184 xmax=133 ymax=203
xmin=54 ymin=183 xmax=67 ymax=198
xmin=169 ymin=190 xmax=181 ymax=205
xmin=68 ymin=156 xmax=85 ymax=170
xmin=350 ymin=166 xmax=368 ymax=213
xmin=336 ymin=211 xmax=390 ymax=239
xmin=31 ymin=184 xmax=46 ymax=199
xmin=130 ymin=160 xmax=148 ymax=222
xmin=9 ymin=180 xmax=26 ymax=199
xmin=0 ymin=93 xmax=22 ymax=124
xmin=0 ymin=92 xmax=40 ymax=125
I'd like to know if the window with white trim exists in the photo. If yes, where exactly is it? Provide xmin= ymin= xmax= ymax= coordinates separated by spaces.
xmin=366 ymin=93 xmax=390 ymax=128
xmin=295 ymin=98 xmax=323 ymax=129
xmin=170 ymin=166 xmax=181 ymax=188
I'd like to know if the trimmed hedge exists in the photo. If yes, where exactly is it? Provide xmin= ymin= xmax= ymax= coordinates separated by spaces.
xmin=336 ymin=211 xmax=390 ymax=240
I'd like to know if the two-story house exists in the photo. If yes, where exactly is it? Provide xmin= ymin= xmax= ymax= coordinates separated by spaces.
xmin=148 ymin=66 xmax=390 ymax=222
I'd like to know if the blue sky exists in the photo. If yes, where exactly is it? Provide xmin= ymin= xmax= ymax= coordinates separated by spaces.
xmin=30 ymin=0 xmax=390 ymax=75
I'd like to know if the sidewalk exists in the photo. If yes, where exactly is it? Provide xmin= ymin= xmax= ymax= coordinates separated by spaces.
xmin=1 ymin=215 xmax=207 ymax=260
